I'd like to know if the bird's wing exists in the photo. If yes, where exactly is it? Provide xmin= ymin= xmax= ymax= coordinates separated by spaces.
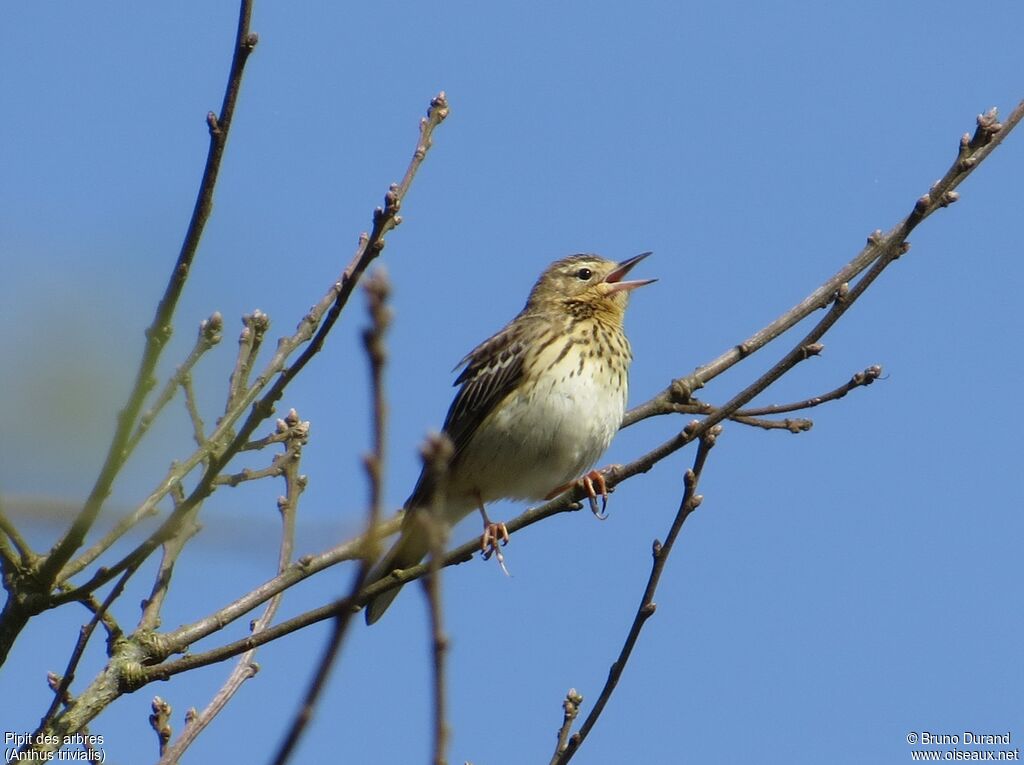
xmin=445 ymin=322 xmax=529 ymax=455
xmin=405 ymin=316 xmax=536 ymax=508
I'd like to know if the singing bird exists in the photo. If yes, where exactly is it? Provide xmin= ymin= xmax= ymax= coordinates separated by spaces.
xmin=364 ymin=252 xmax=654 ymax=623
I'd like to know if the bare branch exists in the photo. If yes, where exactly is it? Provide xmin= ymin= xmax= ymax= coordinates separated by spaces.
xmin=633 ymin=363 xmax=882 ymax=432
xmin=423 ymin=554 xmax=450 ymax=765
xmin=738 ymin=364 xmax=882 ymax=416
xmin=30 ymin=1 xmax=258 ymax=594
xmin=182 ymin=372 xmax=208 ymax=449
xmin=623 ymin=101 xmax=1023 ymax=432
xmin=144 ymin=512 xmax=402 ymax=664
xmin=549 ymin=690 xmax=584 ymax=765
xmin=157 ymin=410 xmax=306 ymax=764
xmin=212 ymin=450 xmax=296 ymax=487
xmin=44 ymin=678 xmax=104 ymax=762
xmin=32 ymin=569 xmax=134 ymax=739
xmin=0 ymin=502 xmax=35 ymax=569
xmin=138 ymin=482 xmax=200 ymax=633
xmin=553 ymin=426 xmax=721 ymax=764
xmin=269 ymin=271 xmax=394 ymax=765
xmin=50 ymin=91 xmax=449 ymax=607
xmin=128 ymin=312 xmax=223 ymax=453
xmin=149 ymin=696 xmax=173 ymax=758
xmin=419 ymin=434 xmax=454 ymax=765
xmin=728 ymin=413 xmax=814 ymax=432
xmin=226 ymin=310 xmax=271 ymax=410
xmin=362 ymin=270 xmax=392 ymax=551
xmin=76 ymin=592 xmax=124 ymax=643
xmin=0 ymin=534 xmax=21 ymax=581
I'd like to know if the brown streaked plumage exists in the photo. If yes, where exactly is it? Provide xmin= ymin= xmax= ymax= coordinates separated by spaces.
xmin=364 ymin=252 xmax=654 ymax=624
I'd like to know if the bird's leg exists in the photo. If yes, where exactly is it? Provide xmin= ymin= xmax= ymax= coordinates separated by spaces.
xmin=545 ymin=465 xmax=619 ymax=519
xmin=476 ymin=494 xmax=510 ymax=576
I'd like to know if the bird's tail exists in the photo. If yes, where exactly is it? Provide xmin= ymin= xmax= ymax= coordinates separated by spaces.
xmin=363 ymin=525 xmax=431 ymax=625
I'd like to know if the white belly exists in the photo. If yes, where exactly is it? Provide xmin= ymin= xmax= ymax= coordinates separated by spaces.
xmin=452 ymin=348 xmax=628 ymax=504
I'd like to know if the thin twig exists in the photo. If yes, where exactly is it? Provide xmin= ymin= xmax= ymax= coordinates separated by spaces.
xmin=270 ymin=272 xmax=393 ymax=765
xmin=76 ymin=591 xmax=123 ymax=644
xmin=149 ymin=697 xmax=173 ymax=757
xmin=157 ymin=411 xmax=307 ymax=765
xmin=362 ymin=271 xmax=392 ymax=556
xmin=52 ymin=92 xmax=449 ymax=604
xmin=32 ymin=569 xmax=135 ymax=738
xmin=128 ymin=312 xmax=223 ymax=452
xmin=553 ymin=426 xmax=721 ymax=765
xmin=0 ymin=516 xmax=27 ymax=572
xmin=738 ymin=364 xmax=883 ymax=416
xmin=549 ymin=690 xmax=584 ymax=765
xmin=138 ymin=483 xmax=201 ymax=632
xmin=226 ymin=310 xmax=270 ymax=410
xmin=182 ymin=372 xmax=208 ymax=449
xmin=419 ymin=435 xmax=454 ymax=765
xmin=30 ymin=1 xmax=258 ymax=593
xmin=239 ymin=423 xmax=305 ymax=451
xmin=211 ymin=443 xmax=299 ymax=487
xmin=424 ymin=548 xmax=450 ymax=765
xmin=2 ymin=1 xmax=258 ymax=668
xmin=729 ymin=413 xmax=813 ymax=432
xmin=632 ymin=364 xmax=882 ymax=427
xmin=622 ymin=102 xmax=1023 ymax=431
xmin=46 ymin=679 xmax=104 ymax=763
xmin=0 ymin=501 xmax=37 ymax=567
xmin=142 ymin=512 xmax=404 ymax=666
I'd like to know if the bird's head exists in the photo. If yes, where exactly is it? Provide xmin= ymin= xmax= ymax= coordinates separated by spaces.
xmin=525 ymin=252 xmax=656 ymax=320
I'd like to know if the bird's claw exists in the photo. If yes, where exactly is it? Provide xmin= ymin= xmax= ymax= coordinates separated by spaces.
xmin=581 ymin=468 xmax=612 ymax=519
xmin=544 ymin=467 xmax=616 ymax=518
xmin=481 ymin=522 xmax=511 ymax=576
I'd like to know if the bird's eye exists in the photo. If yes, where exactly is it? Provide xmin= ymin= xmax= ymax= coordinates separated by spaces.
xmin=575 ymin=268 xmax=593 ymax=281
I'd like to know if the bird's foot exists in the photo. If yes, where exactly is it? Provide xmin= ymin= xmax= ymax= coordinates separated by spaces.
xmin=480 ymin=521 xmax=511 ymax=576
xmin=580 ymin=466 xmax=619 ymax=519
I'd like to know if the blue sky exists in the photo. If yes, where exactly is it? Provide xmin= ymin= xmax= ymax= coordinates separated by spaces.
xmin=2 ymin=2 xmax=1022 ymax=763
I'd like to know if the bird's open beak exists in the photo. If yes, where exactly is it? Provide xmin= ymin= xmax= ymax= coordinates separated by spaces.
xmin=604 ymin=251 xmax=656 ymax=293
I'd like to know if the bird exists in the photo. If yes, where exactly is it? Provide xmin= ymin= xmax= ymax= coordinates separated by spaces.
xmin=363 ymin=252 xmax=655 ymax=624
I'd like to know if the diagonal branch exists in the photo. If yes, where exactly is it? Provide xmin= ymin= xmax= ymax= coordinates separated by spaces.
xmin=127 ymin=312 xmax=224 ymax=453
xmin=51 ymin=93 xmax=449 ymax=606
xmin=269 ymin=272 xmax=394 ymax=765
xmin=146 ymin=512 xmax=400 ymax=660
xmin=0 ymin=0 xmax=258 ymax=669
xmin=552 ymin=426 xmax=721 ymax=764
xmin=420 ymin=436 xmax=455 ymax=765
xmin=227 ymin=310 xmax=271 ymax=411
xmin=30 ymin=568 xmax=135 ymax=741
xmin=737 ymin=364 xmax=882 ymax=416
xmin=156 ymin=411 xmax=308 ymax=764
xmin=634 ymin=364 xmax=883 ymax=430
xmin=622 ymin=101 xmax=1023 ymax=431
xmin=138 ymin=482 xmax=200 ymax=633
xmin=0 ymin=502 xmax=35 ymax=569
xmin=33 ymin=3 xmax=258 ymax=590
